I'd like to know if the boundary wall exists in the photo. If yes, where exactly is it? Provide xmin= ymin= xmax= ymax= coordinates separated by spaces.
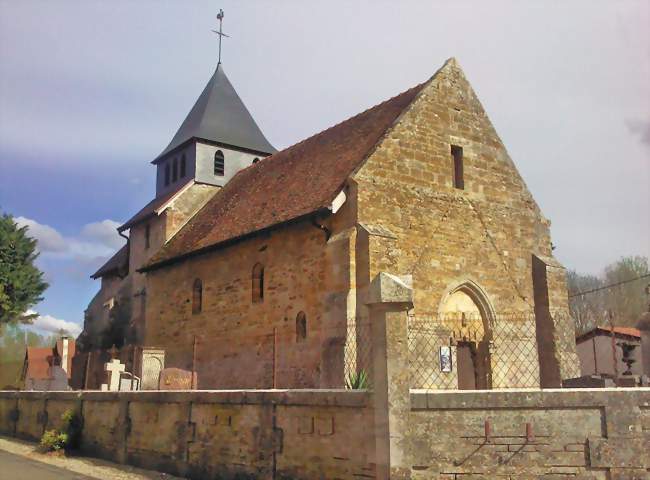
xmin=0 ymin=389 xmax=375 ymax=480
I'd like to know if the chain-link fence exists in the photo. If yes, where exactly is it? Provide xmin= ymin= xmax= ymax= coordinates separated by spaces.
xmin=343 ymin=319 xmax=372 ymax=388
xmin=408 ymin=312 xmax=541 ymax=390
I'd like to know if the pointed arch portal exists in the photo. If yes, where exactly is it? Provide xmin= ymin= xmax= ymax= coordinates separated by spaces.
xmin=439 ymin=281 xmax=494 ymax=390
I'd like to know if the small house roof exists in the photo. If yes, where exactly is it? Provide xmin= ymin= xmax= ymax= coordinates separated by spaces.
xmin=23 ymin=347 xmax=54 ymax=380
xmin=576 ymin=326 xmax=642 ymax=343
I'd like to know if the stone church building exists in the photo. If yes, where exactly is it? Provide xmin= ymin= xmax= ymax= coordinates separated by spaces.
xmin=80 ymin=57 xmax=580 ymax=390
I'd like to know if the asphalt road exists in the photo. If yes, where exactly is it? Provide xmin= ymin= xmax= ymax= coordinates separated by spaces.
xmin=0 ymin=449 xmax=94 ymax=480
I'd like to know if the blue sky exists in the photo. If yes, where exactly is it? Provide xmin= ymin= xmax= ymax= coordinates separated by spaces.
xmin=0 ymin=0 xmax=648 ymax=336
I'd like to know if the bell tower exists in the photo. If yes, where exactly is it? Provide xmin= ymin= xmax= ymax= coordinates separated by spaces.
xmin=152 ymin=10 xmax=275 ymax=196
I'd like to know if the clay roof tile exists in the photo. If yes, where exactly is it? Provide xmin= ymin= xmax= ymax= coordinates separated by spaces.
xmin=142 ymin=81 xmax=426 ymax=271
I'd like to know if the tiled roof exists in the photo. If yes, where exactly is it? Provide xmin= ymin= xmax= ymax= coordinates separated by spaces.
xmin=143 ymin=82 xmax=426 ymax=271
xmin=91 ymin=244 xmax=129 ymax=279
xmin=597 ymin=326 xmax=641 ymax=338
xmin=576 ymin=326 xmax=642 ymax=342
xmin=118 ymin=179 xmax=192 ymax=232
xmin=24 ymin=347 xmax=54 ymax=380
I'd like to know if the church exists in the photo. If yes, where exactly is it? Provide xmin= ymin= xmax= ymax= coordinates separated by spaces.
xmin=78 ymin=55 xmax=580 ymax=391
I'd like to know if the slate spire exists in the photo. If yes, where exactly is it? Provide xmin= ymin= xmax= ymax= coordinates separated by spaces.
xmin=155 ymin=65 xmax=276 ymax=162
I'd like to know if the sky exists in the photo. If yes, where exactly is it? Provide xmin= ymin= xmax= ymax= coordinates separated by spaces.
xmin=0 ymin=0 xmax=648 ymax=336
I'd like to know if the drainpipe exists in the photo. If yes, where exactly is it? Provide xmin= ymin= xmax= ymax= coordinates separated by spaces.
xmin=118 ymin=228 xmax=130 ymax=278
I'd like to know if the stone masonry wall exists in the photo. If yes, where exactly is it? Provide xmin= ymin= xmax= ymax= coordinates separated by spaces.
xmin=409 ymin=388 xmax=650 ymax=479
xmin=0 ymin=390 xmax=374 ymax=480
xmin=79 ymin=183 xmax=219 ymax=353
xmin=145 ymin=207 xmax=357 ymax=389
xmin=353 ymin=58 xmax=580 ymax=385
xmin=2 ymin=389 xmax=648 ymax=479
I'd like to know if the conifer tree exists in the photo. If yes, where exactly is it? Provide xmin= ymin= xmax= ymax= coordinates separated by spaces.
xmin=0 ymin=212 xmax=48 ymax=325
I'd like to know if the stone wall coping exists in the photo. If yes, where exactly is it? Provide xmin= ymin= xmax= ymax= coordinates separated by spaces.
xmin=0 ymin=389 xmax=370 ymax=407
xmin=410 ymin=387 xmax=650 ymax=410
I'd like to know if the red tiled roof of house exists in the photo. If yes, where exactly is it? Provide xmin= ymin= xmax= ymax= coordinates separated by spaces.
xmin=24 ymin=347 xmax=54 ymax=380
xmin=598 ymin=326 xmax=641 ymax=338
xmin=576 ymin=326 xmax=641 ymax=342
xmin=142 ymin=81 xmax=426 ymax=271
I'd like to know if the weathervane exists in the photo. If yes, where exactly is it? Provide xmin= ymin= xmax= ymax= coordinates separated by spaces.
xmin=212 ymin=9 xmax=229 ymax=66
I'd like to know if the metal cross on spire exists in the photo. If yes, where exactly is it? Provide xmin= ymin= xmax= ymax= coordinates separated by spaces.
xmin=212 ymin=9 xmax=229 ymax=66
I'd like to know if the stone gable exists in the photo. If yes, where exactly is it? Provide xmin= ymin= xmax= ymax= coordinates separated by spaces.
xmin=353 ymin=58 xmax=580 ymax=384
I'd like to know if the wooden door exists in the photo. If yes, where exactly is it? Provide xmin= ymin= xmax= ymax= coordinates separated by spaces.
xmin=457 ymin=342 xmax=477 ymax=390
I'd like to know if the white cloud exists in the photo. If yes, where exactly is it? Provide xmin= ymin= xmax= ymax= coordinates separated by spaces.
xmin=16 ymin=216 xmax=124 ymax=260
xmin=25 ymin=310 xmax=82 ymax=336
xmin=15 ymin=216 xmax=67 ymax=253
xmin=80 ymin=220 xmax=124 ymax=250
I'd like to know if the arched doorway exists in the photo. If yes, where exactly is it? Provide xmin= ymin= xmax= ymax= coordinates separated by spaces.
xmin=439 ymin=282 xmax=494 ymax=390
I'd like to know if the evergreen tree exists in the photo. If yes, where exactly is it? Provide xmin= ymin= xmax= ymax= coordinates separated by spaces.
xmin=0 ymin=212 xmax=49 ymax=325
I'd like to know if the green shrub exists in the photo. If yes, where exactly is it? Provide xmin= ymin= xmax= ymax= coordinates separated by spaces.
xmin=345 ymin=370 xmax=370 ymax=390
xmin=61 ymin=408 xmax=82 ymax=449
xmin=40 ymin=430 xmax=67 ymax=451
xmin=39 ymin=409 xmax=82 ymax=453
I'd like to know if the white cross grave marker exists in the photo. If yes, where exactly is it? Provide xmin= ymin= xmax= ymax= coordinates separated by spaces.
xmin=104 ymin=359 xmax=126 ymax=391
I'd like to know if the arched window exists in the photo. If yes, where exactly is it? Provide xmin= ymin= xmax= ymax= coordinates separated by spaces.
xmin=214 ymin=150 xmax=225 ymax=176
xmin=192 ymin=279 xmax=202 ymax=314
xmin=252 ymin=263 xmax=264 ymax=303
xmin=252 ymin=157 xmax=260 ymax=164
xmin=172 ymin=158 xmax=178 ymax=182
xmin=180 ymin=154 xmax=186 ymax=178
xmin=296 ymin=312 xmax=307 ymax=342
xmin=164 ymin=163 xmax=171 ymax=186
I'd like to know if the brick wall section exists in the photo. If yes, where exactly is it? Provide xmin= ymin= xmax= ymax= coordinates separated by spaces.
xmin=0 ymin=390 xmax=374 ymax=480
xmin=353 ymin=59 xmax=580 ymax=384
xmin=409 ymin=388 xmax=650 ymax=479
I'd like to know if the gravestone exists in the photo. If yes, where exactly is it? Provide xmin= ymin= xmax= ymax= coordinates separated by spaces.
xmin=141 ymin=349 xmax=165 ymax=390
xmin=101 ymin=358 xmax=126 ymax=391
xmin=158 ymin=368 xmax=197 ymax=390
xmin=119 ymin=373 xmax=140 ymax=391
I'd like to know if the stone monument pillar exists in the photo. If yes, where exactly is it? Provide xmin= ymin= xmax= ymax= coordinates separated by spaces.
xmin=367 ymin=272 xmax=414 ymax=480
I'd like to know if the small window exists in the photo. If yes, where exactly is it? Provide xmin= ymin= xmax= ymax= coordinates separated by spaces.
xmin=164 ymin=163 xmax=170 ymax=186
xmin=172 ymin=158 xmax=178 ymax=182
xmin=192 ymin=279 xmax=202 ymax=314
xmin=180 ymin=154 xmax=186 ymax=178
xmin=296 ymin=312 xmax=307 ymax=342
xmin=214 ymin=150 xmax=225 ymax=176
xmin=451 ymin=145 xmax=464 ymax=190
xmin=252 ymin=263 xmax=264 ymax=303
xmin=144 ymin=223 xmax=150 ymax=249
xmin=252 ymin=157 xmax=260 ymax=164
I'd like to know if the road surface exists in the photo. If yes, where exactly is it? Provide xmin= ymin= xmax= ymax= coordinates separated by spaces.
xmin=0 ymin=449 xmax=94 ymax=480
